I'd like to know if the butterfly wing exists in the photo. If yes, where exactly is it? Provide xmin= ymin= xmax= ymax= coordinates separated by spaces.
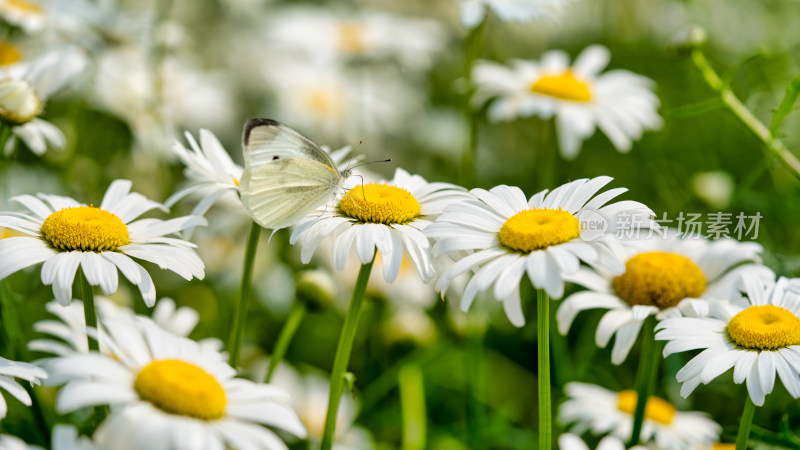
xmin=242 ymin=118 xmax=338 ymax=170
xmin=240 ymin=158 xmax=340 ymax=230
xmin=239 ymin=120 xmax=344 ymax=229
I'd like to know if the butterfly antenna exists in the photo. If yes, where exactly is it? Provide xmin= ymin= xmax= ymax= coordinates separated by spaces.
xmin=350 ymin=158 xmax=392 ymax=170
xmin=344 ymin=140 xmax=364 ymax=173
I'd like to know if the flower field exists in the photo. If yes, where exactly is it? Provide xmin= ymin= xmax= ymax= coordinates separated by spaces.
xmin=0 ymin=0 xmax=799 ymax=449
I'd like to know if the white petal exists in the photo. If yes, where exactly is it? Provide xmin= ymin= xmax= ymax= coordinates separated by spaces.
xmin=0 ymin=237 xmax=55 ymax=280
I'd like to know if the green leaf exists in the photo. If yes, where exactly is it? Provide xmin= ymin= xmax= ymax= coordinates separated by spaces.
xmin=769 ymin=72 xmax=800 ymax=138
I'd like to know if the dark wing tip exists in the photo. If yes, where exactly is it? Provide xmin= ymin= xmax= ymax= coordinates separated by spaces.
xmin=243 ymin=118 xmax=281 ymax=145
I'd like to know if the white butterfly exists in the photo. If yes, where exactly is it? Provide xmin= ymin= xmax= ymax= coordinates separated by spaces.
xmin=239 ymin=118 xmax=353 ymax=230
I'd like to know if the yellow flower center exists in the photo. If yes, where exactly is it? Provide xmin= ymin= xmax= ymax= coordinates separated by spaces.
xmin=530 ymin=71 xmax=593 ymax=102
xmin=4 ymin=0 xmax=43 ymax=13
xmin=40 ymin=206 xmax=129 ymax=252
xmin=713 ymin=444 xmax=736 ymax=450
xmin=727 ymin=305 xmax=800 ymax=350
xmin=0 ymin=78 xmax=41 ymax=124
xmin=612 ymin=252 xmax=706 ymax=309
xmin=338 ymin=23 xmax=367 ymax=54
xmin=0 ymin=41 xmax=21 ymax=66
xmin=617 ymin=390 xmax=676 ymax=426
xmin=498 ymin=208 xmax=580 ymax=253
xmin=340 ymin=184 xmax=420 ymax=224
xmin=134 ymin=359 xmax=226 ymax=421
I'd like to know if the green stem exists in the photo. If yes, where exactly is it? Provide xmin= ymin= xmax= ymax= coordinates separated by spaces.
xmin=690 ymin=49 xmax=800 ymax=178
xmin=466 ymin=311 xmax=487 ymax=448
xmin=320 ymin=254 xmax=375 ymax=450
xmin=399 ymin=364 xmax=427 ymax=450
xmin=736 ymin=396 xmax=757 ymax=450
xmin=78 ymin=270 xmax=108 ymax=423
xmin=629 ymin=316 xmax=660 ymax=446
xmin=459 ymin=15 xmax=486 ymax=187
xmin=537 ymin=289 xmax=552 ymax=450
xmin=0 ymin=281 xmax=21 ymax=360
xmin=227 ymin=221 xmax=261 ymax=368
xmin=264 ymin=301 xmax=307 ymax=383
xmin=78 ymin=270 xmax=99 ymax=352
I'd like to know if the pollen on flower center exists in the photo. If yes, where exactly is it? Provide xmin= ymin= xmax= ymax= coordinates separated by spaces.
xmin=0 ymin=41 xmax=21 ymax=66
xmin=617 ymin=390 xmax=676 ymax=426
xmin=612 ymin=252 xmax=706 ymax=309
xmin=530 ymin=71 xmax=593 ymax=102
xmin=727 ymin=305 xmax=800 ymax=350
xmin=498 ymin=208 xmax=580 ymax=253
xmin=340 ymin=184 xmax=420 ymax=224
xmin=40 ymin=206 xmax=129 ymax=252
xmin=134 ymin=359 xmax=226 ymax=421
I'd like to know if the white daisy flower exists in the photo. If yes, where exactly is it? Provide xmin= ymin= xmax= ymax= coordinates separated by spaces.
xmin=0 ymin=47 xmax=87 ymax=156
xmin=472 ymin=45 xmax=662 ymax=159
xmin=558 ymin=433 xmax=647 ymax=450
xmin=458 ymin=0 xmax=571 ymax=28
xmin=50 ymin=316 xmax=307 ymax=450
xmin=29 ymin=297 xmax=205 ymax=357
xmin=0 ymin=357 xmax=47 ymax=420
xmin=0 ymin=0 xmax=46 ymax=34
xmin=265 ymin=9 xmax=445 ymax=72
xmin=426 ymin=176 xmax=654 ymax=326
xmin=164 ymin=128 xmax=244 ymax=219
xmin=259 ymin=59 xmax=422 ymax=145
xmin=656 ymin=273 xmax=800 ymax=406
xmin=559 ymin=382 xmax=721 ymax=450
xmin=557 ymin=234 xmax=772 ymax=364
xmin=0 ymin=179 xmax=206 ymax=307
xmin=291 ymin=168 xmax=468 ymax=283
xmin=270 ymin=364 xmax=375 ymax=449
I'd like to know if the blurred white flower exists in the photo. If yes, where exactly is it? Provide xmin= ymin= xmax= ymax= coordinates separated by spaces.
xmin=0 ymin=47 xmax=86 ymax=156
xmin=458 ymin=0 xmax=570 ymax=28
xmin=0 ymin=357 xmax=47 ymax=420
xmin=270 ymin=364 xmax=374 ymax=449
xmin=260 ymin=59 xmax=423 ymax=145
xmin=30 ymin=297 xmax=208 ymax=357
xmin=94 ymin=47 xmax=236 ymax=159
xmin=0 ymin=434 xmax=41 ymax=450
xmin=52 ymin=425 xmax=101 ymax=450
xmin=0 ymin=0 xmax=46 ymax=34
xmin=265 ymin=9 xmax=445 ymax=72
xmin=558 ymin=433 xmax=647 ymax=450
xmin=691 ymin=171 xmax=735 ymax=210
xmin=473 ymin=45 xmax=662 ymax=159
xmin=560 ymin=382 xmax=721 ymax=450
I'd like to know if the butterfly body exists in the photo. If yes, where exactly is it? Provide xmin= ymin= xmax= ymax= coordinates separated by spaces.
xmin=239 ymin=118 xmax=351 ymax=230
